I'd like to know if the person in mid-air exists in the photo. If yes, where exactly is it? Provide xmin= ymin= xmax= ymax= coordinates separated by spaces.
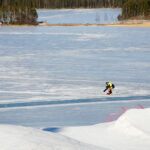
xmin=103 ymin=82 xmax=115 ymax=95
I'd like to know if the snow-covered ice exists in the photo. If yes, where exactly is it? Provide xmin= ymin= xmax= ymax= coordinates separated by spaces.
xmin=37 ymin=9 xmax=121 ymax=24
xmin=0 ymin=9 xmax=150 ymax=150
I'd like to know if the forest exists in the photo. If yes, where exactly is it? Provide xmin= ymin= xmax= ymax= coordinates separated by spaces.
xmin=119 ymin=0 xmax=150 ymax=19
xmin=31 ymin=0 xmax=127 ymax=8
xmin=0 ymin=0 xmax=150 ymax=24
xmin=0 ymin=0 xmax=38 ymax=24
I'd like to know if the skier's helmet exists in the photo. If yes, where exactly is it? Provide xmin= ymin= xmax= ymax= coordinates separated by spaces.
xmin=106 ymin=82 xmax=109 ymax=85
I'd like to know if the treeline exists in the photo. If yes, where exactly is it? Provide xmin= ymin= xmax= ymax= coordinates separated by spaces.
xmin=0 ymin=0 xmax=38 ymax=24
xmin=119 ymin=0 xmax=150 ymax=19
xmin=32 ymin=0 xmax=127 ymax=8
xmin=0 ymin=0 xmax=128 ymax=9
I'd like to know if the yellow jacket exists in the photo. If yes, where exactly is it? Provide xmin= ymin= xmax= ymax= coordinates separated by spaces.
xmin=107 ymin=82 xmax=113 ymax=89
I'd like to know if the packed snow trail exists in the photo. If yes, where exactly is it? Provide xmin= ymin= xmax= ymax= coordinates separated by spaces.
xmin=0 ymin=95 xmax=150 ymax=109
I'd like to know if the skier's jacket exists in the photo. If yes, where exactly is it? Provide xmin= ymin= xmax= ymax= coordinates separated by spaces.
xmin=107 ymin=82 xmax=114 ymax=89
xmin=104 ymin=82 xmax=115 ymax=92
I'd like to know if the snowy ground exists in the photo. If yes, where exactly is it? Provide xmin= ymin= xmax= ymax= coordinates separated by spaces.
xmin=0 ymin=108 xmax=150 ymax=150
xmin=60 ymin=108 xmax=150 ymax=150
xmin=0 ymin=9 xmax=150 ymax=149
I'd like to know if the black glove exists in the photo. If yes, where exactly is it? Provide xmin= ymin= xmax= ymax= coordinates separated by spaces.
xmin=104 ymin=86 xmax=108 ymax=92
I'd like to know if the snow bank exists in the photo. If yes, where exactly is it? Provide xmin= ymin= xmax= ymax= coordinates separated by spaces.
xmin=0 ymin=124 xmax=104 ymax=150
xmin=60 ymin=108 xmax=150 ymax=150
xmin=0 ymin=108 xmax=150 ymax=150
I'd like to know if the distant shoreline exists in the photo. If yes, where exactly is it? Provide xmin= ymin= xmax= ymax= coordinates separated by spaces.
xmin=37 ymin=8 xmax=122 ymax=10
xmin=106 ymin=21 xmax=150 ymax=28
xmin=39 ymin=21 xmax=150 ymax=27
xmin=1 ymin=21 xmax=150 ymax=28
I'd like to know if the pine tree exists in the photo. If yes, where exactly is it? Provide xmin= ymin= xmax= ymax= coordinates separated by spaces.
xmin=119 ymin=0 xmax=150 ymax=19
xmin=0 ymin=0 xmax=38 ymax=25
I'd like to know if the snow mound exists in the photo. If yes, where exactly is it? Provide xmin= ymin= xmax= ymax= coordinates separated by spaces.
xmin=60 ymin=108 xmax=150 ymax=150
xmin=0 ymin=124 xmax=105 ymax=150
xmin=0 ymin=108 xmax=150 ymax=150
xmin=112 ymin=108 xmax=150 ymax=136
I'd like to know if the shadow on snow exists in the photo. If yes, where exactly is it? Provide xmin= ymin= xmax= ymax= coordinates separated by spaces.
xmin=43 ymin=127 xmax=61 ymax=133
xmin=0 ymin=95 xmax=150 ymax=109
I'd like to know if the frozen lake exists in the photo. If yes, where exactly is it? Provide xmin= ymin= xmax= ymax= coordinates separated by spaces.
xmin=37 ymin=9 xmax=121 ymax=24
xmin=0 ymin=9 xmax=150 ymax=128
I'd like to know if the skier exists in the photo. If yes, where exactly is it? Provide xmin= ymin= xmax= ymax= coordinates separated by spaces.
xmin=103 ymin=82 xmax=115 ymax=95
